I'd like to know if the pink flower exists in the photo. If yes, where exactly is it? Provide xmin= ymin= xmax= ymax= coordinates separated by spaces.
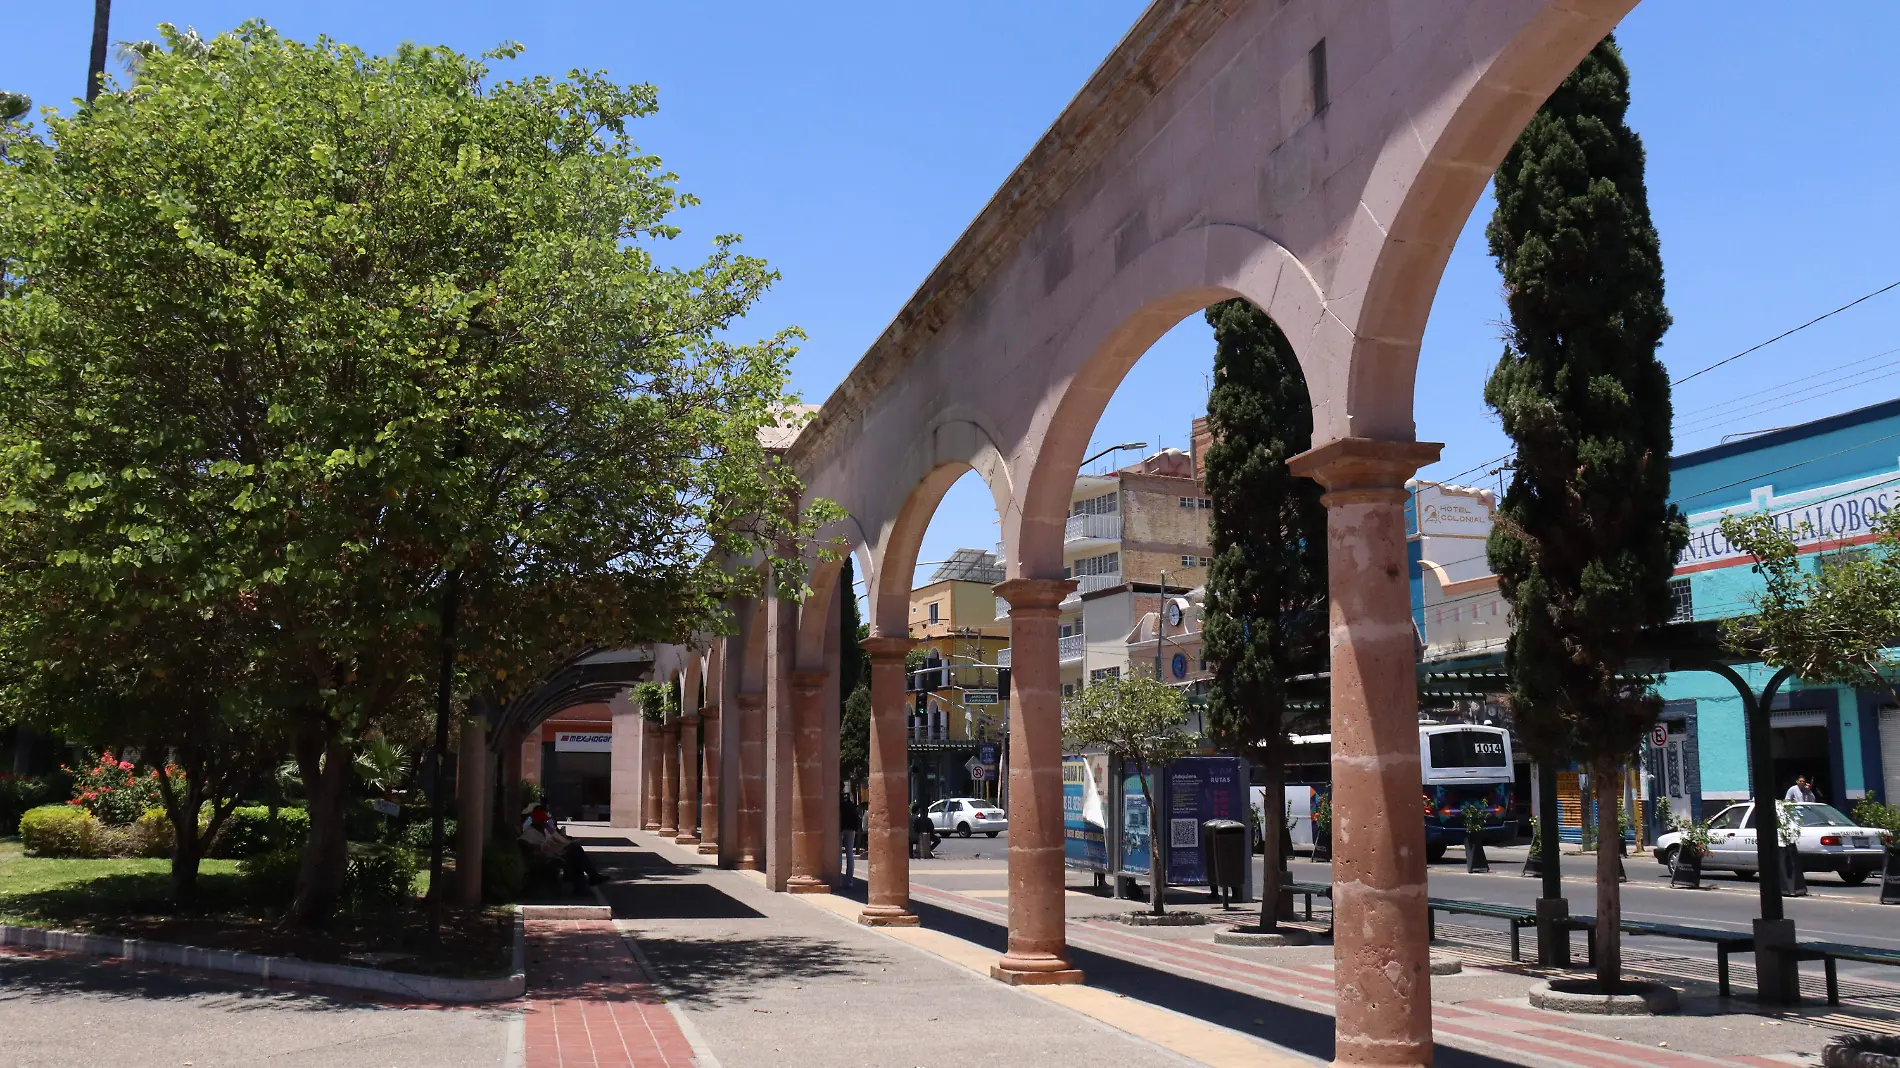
xmin=119 ymin=761 xmax=133 ymax=771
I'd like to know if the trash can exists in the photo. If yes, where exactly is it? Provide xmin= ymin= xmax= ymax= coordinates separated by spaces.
xmin=1202 ymin=819 xmax=1247 ymax=907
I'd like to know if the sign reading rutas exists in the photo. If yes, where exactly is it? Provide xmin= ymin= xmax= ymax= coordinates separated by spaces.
xmin=1678 ymin=470 xmax=1900 ymax=573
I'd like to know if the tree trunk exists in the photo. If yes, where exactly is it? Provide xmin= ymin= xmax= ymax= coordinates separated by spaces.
xmin=170 ymin=823 xmax=204 ymax=902
xmin=286 ymin=732 xmax=352 ymax=929
xmin=1593 ymin=762 xmax=1622 ymax=990
xmin=1258 ymin=757 xmax=1286 ymax=931
xmin=1143 ymin=772 xmax=1165 ymax=916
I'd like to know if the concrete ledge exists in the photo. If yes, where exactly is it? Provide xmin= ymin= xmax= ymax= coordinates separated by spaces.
xmin=0 ymin=909 xmax=526 ymax=1003
xmin=990 ymin=964 xmax=1086 ymax=986
xmin=519 ymin=904 xmax=611 ymax=921
xmin=1529 ymin=978 xmax=1678 ymax=1016
xmin=1118 ymin=912 xmax=1207 ymax=927
xmin=1213 ymin=926 xmax=1313 ymax=947
xmin=1430 ymin=953 xmax=1463 ymax=975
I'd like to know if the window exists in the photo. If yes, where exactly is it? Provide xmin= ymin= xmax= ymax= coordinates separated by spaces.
xmin=1667 ymin=579 xmax=1692 ymax=623
xmin=1820 ymin=548 xmax=1871 ymax=575
xmin=1199 ymin=498 xmax=1211 ymax=509
xmin=1181 ymin=555 xmax=1197 ymax=568
xmin=1071 ymin=493 xmax=1118 ymax=516
xmin=1072 ymin=552 xmax=1118 ymax=577
xmin=1179 ymin=496 xmax=1193 ymax=509
xmin=928 ymin=601 xmax=941 ymax=624
xmin=1062 ymin=683 xmax=1077 ymax=698
xmin=1090 ymin=666 xmax=1121 ymax=684
xmin=1425 ymin=729 xmax=1508 ymax=769
xmin=1200 ymin=555 xmax=1213 ymax=567
xmin=1705 ymin=806 xmax=1745 ymax=831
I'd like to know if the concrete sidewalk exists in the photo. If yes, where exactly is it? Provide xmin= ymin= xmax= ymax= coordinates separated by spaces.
xmin=585 ymin=827 xmax=1860 ymax=1068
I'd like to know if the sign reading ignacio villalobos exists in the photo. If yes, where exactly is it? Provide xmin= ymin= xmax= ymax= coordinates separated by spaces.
xmin=1677 ymin=469 xmax=1899 ymax=573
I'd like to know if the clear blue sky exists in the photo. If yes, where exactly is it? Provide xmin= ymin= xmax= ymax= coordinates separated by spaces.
xmin=10 ymin=3 xmax=1900 ymax=591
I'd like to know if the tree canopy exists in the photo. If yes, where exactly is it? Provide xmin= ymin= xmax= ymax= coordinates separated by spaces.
xmin=1063 ymin=670 xmax=1191 ymax=914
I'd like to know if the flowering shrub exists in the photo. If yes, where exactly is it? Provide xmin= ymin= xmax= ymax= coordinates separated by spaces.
xmin=20 ymin=804 xmax=101 ymax=857
xmin=63 ymin=752 xmax=178 ymax=826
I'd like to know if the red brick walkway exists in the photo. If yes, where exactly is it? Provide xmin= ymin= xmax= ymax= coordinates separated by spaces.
xmin=523 ymin=918 xmax=699 ymax=1068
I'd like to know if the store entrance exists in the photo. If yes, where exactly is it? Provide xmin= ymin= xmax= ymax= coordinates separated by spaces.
xmin=1771 ymin=721 xmax=1833 ymax=805
xmin=548 ymin=750 xmax=612 ymax=823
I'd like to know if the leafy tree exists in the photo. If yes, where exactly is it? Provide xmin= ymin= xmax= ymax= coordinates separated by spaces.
xmin=0 ymin=94 xmax=27 ymax=124
xmin=1484 ymin=36 xmax=1686 ymax=990
xmin=1199 ymin=299 xmax=1328 ymax=932
xmin=1719 ymin=510 xmax=1900 ymax=707
xmin=1063 ymin=670 xmax=1193 ymax=915
xmin=0 ymin=24 xmax=813 ymax=928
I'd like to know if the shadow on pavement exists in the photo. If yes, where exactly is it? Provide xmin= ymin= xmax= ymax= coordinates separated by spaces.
xmin=602 ymin=881 xmax=764 ymax=920
xmin=906 ymin=897 xmax=1528 ymax=1068
xmin=634 ymin=932 xmax=884 ymax=1006
xmin=0 ymin=951 xmax=418 ymax=1012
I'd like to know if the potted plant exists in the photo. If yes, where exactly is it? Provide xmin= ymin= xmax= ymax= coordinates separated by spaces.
xmin=1521 ymin=816 xmax=1542 ymax=878
xmin=1672 ymin=816 xmax=1712 ymax=889
xmin=1463 ymin=800 xmax=1490 ymax=873
xmin=1312 ymin=794 xmax=1332 ymax=863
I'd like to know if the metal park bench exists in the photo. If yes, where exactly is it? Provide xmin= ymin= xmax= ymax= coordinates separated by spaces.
xmin=1426 ymin=899 xmax=1569 ymax=962
xmin=1768 ymin=941 xmax=1900 ymax=1005
xmin=1286 ymin=881 xmax=1332 ymax=922
xmin=1613 ymin=920 xmax=1756 ymax=996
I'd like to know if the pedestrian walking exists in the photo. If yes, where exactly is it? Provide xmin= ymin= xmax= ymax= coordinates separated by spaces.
xmin=1784 ymin=776 xmax=1816 ymax=803
xmin=840 ymin=792 xmax=861 ymax=888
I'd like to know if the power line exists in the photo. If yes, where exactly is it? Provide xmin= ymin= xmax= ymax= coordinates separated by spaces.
xmin=1672 ymin=279 xmax=1900 ymax=386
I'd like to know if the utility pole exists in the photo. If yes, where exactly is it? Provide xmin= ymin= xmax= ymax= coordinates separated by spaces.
xmin=1154 ymin=571 xmax=1170 ymax=679
xmin=86 ymin=0 xmax=111 ymax=103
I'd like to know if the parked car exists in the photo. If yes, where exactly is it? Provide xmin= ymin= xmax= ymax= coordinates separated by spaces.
xmin=1652 ymin=801 xmax=1886 ymax=885
xmin=928 ymin=797 xmax=1007 ymax=838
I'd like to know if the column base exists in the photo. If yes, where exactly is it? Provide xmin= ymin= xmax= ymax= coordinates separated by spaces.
xmin=697 ymin=842 xmax=719 ymax=855
xmin=785 ymin=876 xmax=832 ymax=895
xmin=674 ymin=833 xmax=701 ymax=845
xmin=858 ymin=906 xmax=920 ymax=927
xmin=658 ymin=826 xmax=679 ymax=837
xmin=990 ymin=964 xmax=1085 ymax=986
xmin=643 ymin=822 xmax=662 ymax=831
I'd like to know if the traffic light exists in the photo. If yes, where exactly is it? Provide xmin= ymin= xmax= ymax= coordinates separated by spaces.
xmin=915 ymin=691 xmax=927 ymax=716
xmin=997 ymin=667 xmax=1010 ymax=696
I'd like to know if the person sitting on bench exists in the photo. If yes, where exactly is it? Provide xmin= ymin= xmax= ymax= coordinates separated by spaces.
xmin=519 ymin=806 xmax=607 ymax=893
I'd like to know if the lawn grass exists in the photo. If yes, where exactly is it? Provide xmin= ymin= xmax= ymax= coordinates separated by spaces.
xmin=0 ymin=836 xmax=511 ymax=978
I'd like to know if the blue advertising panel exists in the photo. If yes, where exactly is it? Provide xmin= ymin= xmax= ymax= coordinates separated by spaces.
xmin=1165 ymin=756 xmax=1246 ymax=884
xmin=1120 ymin=765 xmax=1153 ymax=878
xmin=1062 ymin=754 xmax=1110 ymax=872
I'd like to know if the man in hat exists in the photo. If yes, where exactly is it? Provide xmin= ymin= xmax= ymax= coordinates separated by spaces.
xmin=519 ymin=805 xmax=607 ymax=893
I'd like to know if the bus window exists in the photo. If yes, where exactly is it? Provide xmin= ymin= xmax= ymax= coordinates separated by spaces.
xmin=1427 ymin=730 xmax=1508 ymax=770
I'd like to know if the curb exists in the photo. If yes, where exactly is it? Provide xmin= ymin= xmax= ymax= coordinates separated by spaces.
xmin=0 ymin=907 xmax=527 ymax=1003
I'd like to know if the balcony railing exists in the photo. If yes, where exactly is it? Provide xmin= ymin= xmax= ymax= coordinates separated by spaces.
xmin=1064 ymin=513 xmax=1121 ymax=543
xmin=1074 ymin=572 xmax=1121 ymax=595
xmin=995 ymin=596 xmax=1011 ymax=620
xmin=1058 ymin=634 xmax=1085 ymax=663
xmin=996 ymin=647 xmax=1011 ymax=668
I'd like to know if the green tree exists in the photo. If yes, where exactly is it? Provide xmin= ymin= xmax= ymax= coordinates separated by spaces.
xmin=1063 ymin=670 xmax=1193 ymax=916
xmin=1484 ymin=36 xmax=1687 ymax=990
xmin=1719 ymin=511 xmax=1900 ymax=707
xmin=0 ymin=24 xmax=814 ymax=928
xmin=1199 ymin=299 xmax=1327 ymax=932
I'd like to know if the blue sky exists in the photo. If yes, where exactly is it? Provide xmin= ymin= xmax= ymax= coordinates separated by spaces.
xmin=10 ymin=3 xmax=1900 ymax=591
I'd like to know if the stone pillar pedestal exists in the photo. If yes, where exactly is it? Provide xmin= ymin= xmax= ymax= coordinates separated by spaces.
xmin=1289 ymin=437 xmax=1441 ymax=1068
xmin=676 ymin=714 xmax=701 ymax=844
xmin=787 ymin=669 xmax=831 ymax=894
xmin=1534 ymin=897 xmax=1572 ymax=967
xmin=990 ymin=577 xmax=1082 ymax=986
xmin=1754 ymin=917 xmax=1801 ymax=1005
xmin=860 ymin=636 xmax=920 ymax=926
xmin=698 ymin=703 xmax=722 ymax=855
xmin=735 ymin=691 xmax=766 ymax=871
xmin=659 ymin=715 xmax=681 ymax=837
xmin=642 ymin=717 xmax=663 ymax=831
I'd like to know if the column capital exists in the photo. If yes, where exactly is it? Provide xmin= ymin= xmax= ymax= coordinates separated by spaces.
xmin=860 ymin=635 xmax=918 ymax=662
xmin=700 ymin=701 xmax=721 ymax=720
xmin=1287 ymin=437 xmax=1442 ymax=498
xmin=790 ymin=669 xmax=828 ymax=695
xmin=993 ymin=577 xmax=1076 ymax=615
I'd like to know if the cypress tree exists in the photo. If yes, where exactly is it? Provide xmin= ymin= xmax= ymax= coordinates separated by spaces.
xmin=1200 ymin=299 xmax=1328 ymax=933
xmin=1484 ymin=36 xmax=1687 ymax=991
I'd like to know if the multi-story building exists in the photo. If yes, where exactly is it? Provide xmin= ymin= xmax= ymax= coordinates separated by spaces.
xmin=906 ymin=549 xmax=1011 ymax=801
xmin=999 ymin=435 xmax=1215 ymax=698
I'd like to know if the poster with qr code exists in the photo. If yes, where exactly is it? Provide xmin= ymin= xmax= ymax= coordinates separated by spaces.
xmin=1170 ymin=818 xmax=1199 ymax=849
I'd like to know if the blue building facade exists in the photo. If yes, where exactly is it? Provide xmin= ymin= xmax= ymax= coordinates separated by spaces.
xmin=1656 ymin=397 xmax=1900 ymax=821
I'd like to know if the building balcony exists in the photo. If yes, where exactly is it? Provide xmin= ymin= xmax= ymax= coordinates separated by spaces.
xmin=1058 ymin=634 xmax=1084 ymax=663
xmin=996 ymin=647 xmax=1011 ymax=668
xmin=1064 ymin=513 xmax=1121 ymax=543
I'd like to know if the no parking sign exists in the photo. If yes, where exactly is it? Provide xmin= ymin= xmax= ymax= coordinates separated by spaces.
xmin=1651 ymin=724 xmax=1669 ymax=749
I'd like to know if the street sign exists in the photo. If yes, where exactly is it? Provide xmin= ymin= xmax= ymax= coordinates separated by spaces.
xmin=1650 ymin=724 xmax=1669 ymax=749
xmin=977 ymin=742 xmax=999 ymax=767
xmin=965 ymin=689 xmax=999 ymax=706
xmin=966 ymin=756 xmax=991 ymax=781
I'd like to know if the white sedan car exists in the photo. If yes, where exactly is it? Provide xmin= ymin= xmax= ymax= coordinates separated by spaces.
xmin=928 ymin=797 xmax=1007 ymax=838
xmin=1653 ymin=801 xmax=1886 ymax=885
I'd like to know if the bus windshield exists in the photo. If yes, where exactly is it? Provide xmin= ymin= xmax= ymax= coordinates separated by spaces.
xmin=1427 ymin=730 xmax=1508 ymax=770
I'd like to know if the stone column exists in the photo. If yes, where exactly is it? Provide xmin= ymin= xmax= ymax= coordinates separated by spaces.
xmin=735 ymin=690 xmax=767 ymax=870
xmin=521 ymin=733 xmax=543 ymax=792
xmin=990 ymin=577 xmax=1082 ymax=985
xmin=765 ymin=581 xmax=797 ymax=891
xmin=608 ymin=689 xmax=642 ymax=829
xmin=659 ymin=710 xmax=681 ymax=838
xmin=676 ymin=712 xmax=701 ymax=844
xmin=1289 ymin=437 xmax=1441 ymax=1068
xmin=642 ymin=716 xmax=663 ymax=830
xmin=786 ymin=669 xmax=832 ymax=893
xmin=860 ymin=635 xmax=920 ymax=926
xmin=698 ymin=696 xmax=722 ymax=855
xmin=456 ymin=717 xmax=487 ymax=907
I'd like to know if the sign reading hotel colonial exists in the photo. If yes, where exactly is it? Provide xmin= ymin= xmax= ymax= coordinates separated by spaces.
xmin=554 ymin=731 xmax=613 ymax=753
xmin=1677 ymin=469 xmax=1899 ymax=573
xmin=1414 ymin=482 xmax=1494 ymax=538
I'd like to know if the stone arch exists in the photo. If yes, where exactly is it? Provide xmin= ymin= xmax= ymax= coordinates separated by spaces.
xmin=1010 ymin=223 xmax=1329 ymax=579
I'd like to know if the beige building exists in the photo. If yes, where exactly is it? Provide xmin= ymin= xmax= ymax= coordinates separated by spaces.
xmin=907 ymin=549 xmax=1010 ymax=744
xmin=1410 ymin=479 xmax=1510 ymax=661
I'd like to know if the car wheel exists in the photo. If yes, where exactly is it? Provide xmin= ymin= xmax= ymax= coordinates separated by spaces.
xmin=1737 ymin=868 xmax=1757 ymax=881
xmin=1840 ymin=866 xmax=1873 ymax=886
xmin=986 ymin=831 xmax=999 ymax=838
xmin=1426 ymin=842 xmax=1448 ymax=864
xmin=1662 ymin=845 xmax=1680 ymax=874
xmin=958 ymin=822 xmax=972 ymax=838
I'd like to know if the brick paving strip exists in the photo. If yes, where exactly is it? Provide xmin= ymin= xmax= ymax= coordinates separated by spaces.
xmin=524 ymin=917 xmax=703 ymax=1068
